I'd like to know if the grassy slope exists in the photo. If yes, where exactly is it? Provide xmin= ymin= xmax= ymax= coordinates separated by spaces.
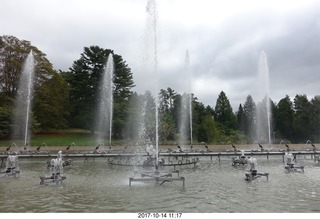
xmin=0 ymin=129 xmax=102 ymax=147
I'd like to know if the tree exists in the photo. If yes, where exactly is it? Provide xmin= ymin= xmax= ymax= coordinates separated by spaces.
xmin=167 ymin=87 xmax=177 ymax=110
xmin=256 ymin=96 xmax=275 ymax=144
xmin=236 ymin=104 xmax=246 ymax=133
xmin=203 ymin=114 xmax=220 ymax=143
xmin=310 ymin=96 xmax=320 ymax=142
xmin=191 ymin=96 xmax=217 ymax=143
xmin=0 ymin=35 xmax=69 ymax=137
xmin=142 ymin=91 xmax=156 ymax=142
xmin=159 ymin=88 xmax=178 ymax=122
xmin=113 ymin=54 xmax=135 ymax=138
xmin=0 ymin=35 xmax=31 ymax=99
xmin=293 ymin=94 xmax=311 ymax=142
xmin=63 ymin=46 xmax=135 ymax=136
xmin=159 ymin=111 xmax=176 ymax=142
xmin=0 ymin=35 xmax=54 ymax=100
xmin=243 ymin=95 xmax=256 ymax=142
xmin=193 ymin=100 xmax=208 ymax=142
xmin=33 ymin=72 xmax=70 ymax=130
xmin=214 ymin=91 xmax=236 ymax=132
xmin=275 ymin=95 xmax=294 ymax=141
xmin=158 ymin=88 xmax=177 ymax=142
xmin=205 ymin=105 xmax=215 ymax=115
xmin=159 ymin=88 xmax=169 ymax=114
xmin=0 ymin=106 xmax=12 ymax=138
xmin=124 ymin=92 xmax=142 ymax=140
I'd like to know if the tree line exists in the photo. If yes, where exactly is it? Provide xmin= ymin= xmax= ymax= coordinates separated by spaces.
xmin=0 ymin=35 xmax=319 ymax=144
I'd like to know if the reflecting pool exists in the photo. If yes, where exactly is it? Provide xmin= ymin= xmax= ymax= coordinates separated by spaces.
xmin=1 ymin=156 xmax=320 ymax=213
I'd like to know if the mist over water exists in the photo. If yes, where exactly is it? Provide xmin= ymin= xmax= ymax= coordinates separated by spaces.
xmin=12 ymin=51 xmax=35 ymax=147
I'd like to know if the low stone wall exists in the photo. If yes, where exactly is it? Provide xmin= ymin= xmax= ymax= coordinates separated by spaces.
xmin=0 ymin=143 xmax=316 ymax=152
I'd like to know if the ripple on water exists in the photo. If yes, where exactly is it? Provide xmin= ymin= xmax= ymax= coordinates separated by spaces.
xmin=1 ymin=158 xmax=320 ymax=212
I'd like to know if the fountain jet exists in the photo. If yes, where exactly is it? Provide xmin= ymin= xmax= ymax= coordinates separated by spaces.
xmin=12 ymin=51 xmax=35 ymax=147
xmin=128 ymin=0 xmax=186 ymax=186
xmin=256 ymin=51 xmax=272 ymax=145
xmin=146 ymin=0 xmax=159 ymax=167
xmin=95 ymin=53 xmax=114 ymax=146
xmin=178 ymin=51 xmax=193 ymax=148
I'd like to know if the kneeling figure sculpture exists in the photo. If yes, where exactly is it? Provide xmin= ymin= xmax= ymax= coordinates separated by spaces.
xmin=0 ymin=153 xmax=20 ymax=178
xmin=284 ymin=153 xmax=304 ymax=172
xmin=245 ymin=157 xmax=269 ymax=181
xmin=232 ymin=150 xmax=248 ymax=166
xmin=40 ymin=151 xmax=66 ymax=185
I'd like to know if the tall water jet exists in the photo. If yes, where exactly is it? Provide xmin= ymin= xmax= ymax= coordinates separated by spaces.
xmin=127 ymin=0 xmax=158 ymax=153
xmin=12 ymin=51 xmax=35 ymax=147
xmin=187 ymin=52 xmax=193 ymax=145
xmin=146 ymin=0 xmax=159 ymax=167
xmin=178 ymin=51 xmax=193 ymax=146
xmin=129 ymin=0 xmax=186 ymax=186
xmin=95 ymin=53 xmax=114 ymax=146
xmin=256 ymin=51 xmax=272 ymax=145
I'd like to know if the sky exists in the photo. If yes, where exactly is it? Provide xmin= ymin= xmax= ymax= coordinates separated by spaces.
xmin=1 ymin=0 xmax=320 ymax=110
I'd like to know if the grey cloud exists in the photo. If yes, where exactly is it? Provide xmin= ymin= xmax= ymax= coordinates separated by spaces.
xmin=1 ymin=0 xmax=320 ymax=111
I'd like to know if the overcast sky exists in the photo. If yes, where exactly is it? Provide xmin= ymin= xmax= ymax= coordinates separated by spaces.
xmin=1 ymin=0 xmax=320 ymax=110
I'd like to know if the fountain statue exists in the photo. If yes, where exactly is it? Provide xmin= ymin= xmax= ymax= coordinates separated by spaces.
xmin=284 ymin=152 xmax=304 ymax=172
xmin=0 ymin=152 xmax=20 ymax=178
xmin=245 ymin=157 xmax=269 ymax=181
xmin=40 ymin=151 xmax=66 ymax=185
xmin=232 ymin=149 xmax=248 ymax=166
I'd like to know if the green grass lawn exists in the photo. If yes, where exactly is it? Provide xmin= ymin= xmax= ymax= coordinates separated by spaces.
xmin=0 ymin=129 xmax=121 ymax=147
xmin=0 ymin=129 xmax=182 ymax=147
xmin=0 ymin=135 xmax=96 ymax=147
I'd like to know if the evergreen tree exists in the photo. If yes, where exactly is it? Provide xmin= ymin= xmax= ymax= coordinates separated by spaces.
xmin=293 ymin=94 xmax=311 ymax=142
xmin=191 ymin=97 xmax=218 ymax=143
xmin=310 ymin=96 xmax=320 ymax=142
xmin=124 ymin=92 xmax=141 ymax=140
xmin=236 ymin=104 xmax=246 ymax=133
xmin=143 ymin=91 xmax=156 ymax=142
xmin=159 ymin=88 xmax=169 ymax=114
xmin=256 ymin=96 xmax=275 ymax=144
xmin=203 ymin=114 xmax=220 ymax=143
xmin=275 ymin=95 xmax=294 ymax=141
xmin=243 ymin=95 xmax=256 ymax=142
xmin=158 ymin=88 xmax=177 ymax=142
xmin=193 ymin=100 xmax=208 ymax=142
xmin=63 ymin=46 xmax=135 ymax=136
xmin=214 ymin=91 xmax=236 ymax=133
xmin=205 ymin=105 xmax=214 ymax=115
